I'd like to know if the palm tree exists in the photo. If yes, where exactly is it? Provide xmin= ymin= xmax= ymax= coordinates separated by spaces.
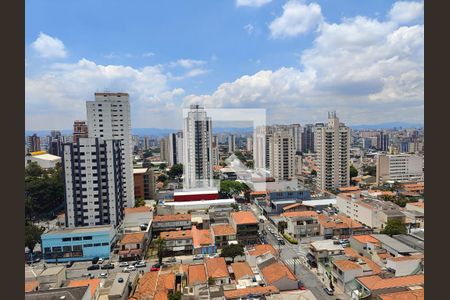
xmin=153 ymin=238 xmax=165 ymax=264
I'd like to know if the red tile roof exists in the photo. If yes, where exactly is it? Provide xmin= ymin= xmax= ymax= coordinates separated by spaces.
xmin=247 ymin=244 xmax=277 ymax=257
xmin=224 ymin=286 xmax=279 ymax=299
xmin=351 ymin=235 xmax=380 ymax=245
xmin=192 ymin=226 xmax=213 ymax=247
xmin=231 ymin=262 xmax=253 ymax=280
xmin=211 ymin=224 xmax=236 ymax=236
xmin=68 ymin=279 xmax=100 ymax=298
xmin=160 ymin=230 xmax=192 ymax=240
xmin=206 ymin=257 xmax=229 ymax=279
xmin=357 ymin=274 xmax=424 ymax=290
xmin=188 ymin=264 xmax=207 ymax=286
xmin=153 ymin=214 xmax=191 ymax=222
xmin=24 ymin=280 xmax=39 ymax=293
xmin=120 ymin=232 xmax=145 ymax=245
xmin=260 ymin=262 xmax=296 ymax=284
xmin=378 ymin=289 xmax=424 ymax=300
xmin=231 ymin=211 xmax=258 ymax=225
xmin=282 ymin=211 xmax=318 ymax=218
xmin=124 ymin=206 xmax=152 ymax=214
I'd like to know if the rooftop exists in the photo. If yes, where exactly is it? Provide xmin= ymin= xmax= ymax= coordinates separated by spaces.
xmin=371 ymin=234 xmax=417 ymax=254
xmin=25 ymin=286 xmax=89 ymax=300
xmin=153 ymin=214 xmax=191 ymax=222
xmin=128 ymin=272 xmax=158 ymax=300
xmin=378 ymin=288 xmax=424 ymax=300
xmin=211 ymin=224 xmax=236 ymax=236
xmin=231 ymin=262 xmax=254 ymax=280
xmin=231 ymin=211 xmax=258 ymax=225
xmin=160 ymin=230 xmax=193 ymax=240
xmin=387 ymin=254 xmax=424 ymax=262
xmin=133 ymin=168 xmax=150 ymax=174
xmin=120 ymin=232 xmax=145 ymax=245
xmin=282 ymin=203 xmax=314 ymax=211
xmin=188 ymin=264 xmax=207 ymax=286
xmin=351 ymin=235 xmax=381 ymax=245
xmin=333 ymin=260 xmax=362 ymax=271
xmin=68 ymin=279 xmax=100 ymax=298
xmin=43 ymin=225 xmax=113 ymax=236
xmin=318 ymin=214 xmax=363 ymax=229
xmin=260 ymin=262 xmax=296 ymax=284
xmin=30 ymin=153 xmax=61 ymax=161
xmin=124 ymin=206 xmax=151 ymax=214
xmin=357 ymin=274 xmax=424 ymax=290
xmin=163 ymin=199 xmax=236 ymax=206
xmin=192 ymin=226 xmax=213 ymax=247
xmin=109 ymin=273 xmax=130 ymax=297
xmin=224 ymin=286 xmax=279 ymax=299
xmin=206 ymin=257 xmax=229 ymax=279
xmin=282 ymin=211 xmax=318 ymax=218
xmin=310 ymin=240 xmax=345 ymax=252
xmin=247 ymin=244 xmax=277 ymax=257
xmin=174 ymin=189 xmax=218 ymax=196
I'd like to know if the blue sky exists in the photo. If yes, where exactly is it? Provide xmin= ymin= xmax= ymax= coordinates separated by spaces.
xmin=25 ymin=0 xmax=424 ymax=130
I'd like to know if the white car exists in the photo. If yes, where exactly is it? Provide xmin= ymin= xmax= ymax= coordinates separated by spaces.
xmin=119 ymin=262 xmax=129 ymax=267
xmin=193 ymin=254 xmax=204 ymax=260
xmin=123 ymin=266 xmax=137 ymax=272
xmin=98 ymin=258 xmax=104 ymax=264
xmin=99 ymin=272 xmax=108 ymax=278
xmin=135 ymin=261 xmax=146 ymax=268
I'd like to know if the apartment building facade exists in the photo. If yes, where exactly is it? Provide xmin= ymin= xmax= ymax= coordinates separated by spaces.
xmin=376 ymin=154 xmax=424 ymax=185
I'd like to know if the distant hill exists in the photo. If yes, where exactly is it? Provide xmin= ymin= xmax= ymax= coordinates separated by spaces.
xmin=350 ymin=122 xmax=423 ymax=130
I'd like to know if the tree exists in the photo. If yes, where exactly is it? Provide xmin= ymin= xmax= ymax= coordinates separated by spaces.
xmin=381 ymin=219 xmax=407 ymax=236
xmin=208 ymin=277 xmax=216 ymax=286
xmin=157 ymin=174 xmax=168 ymax=182
xmin=350 ymin=165 xmax=358 ymax=178
xmin=231 ymin=203 xmax=239 ymax=211
xmin=135 ymin=197 xmax=145 ymax=207
xmin=362 ymin=165 xmax=376 ymax=176
xmin=234 ymin=151 xmax=247 ymax=162
xmin=168 ymin=291 xmax=182 ymax=300
xmin=153 ymin=238 xmax=166 ymax=264
xmin=220 ymin=180 xmax=248 ymax=196
xmin=168 ymin=164 xmax=183 ymax=179
xmin=220 ymin=244 xmax=244 ymax=262
xmin=277 ymin=221 xmax=287 ymax=234
xmin=311 ymin=170 xmax=317 ymax=176
xmin=245 ymin=160 xmax=254 ymax=169
xmin=159 ymin=163 xmax=167 ymax=170
xmin=143 ymin=150 xmax=153 ymax=158
xmin=25 ymin=221 xmax=44 ymax=251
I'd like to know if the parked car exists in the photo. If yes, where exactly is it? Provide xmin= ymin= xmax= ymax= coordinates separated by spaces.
xmin=261 ymin=230 xmax=267 ymax=235
xmin=101 ymin=263 xmax=115 ymax=270
xmin=193 ymin=254 xmax=204 ymax=260
xmin=152 ymin=263 xmax=164 ymax=268
xmin=166 ymin=257 xmax=177 ymax=263
xmin=82 ymin=273 xmax=95 ymax=279
xmin=91 ymin=257 xmax=100 ymax=264
xmin=123 ymin=266 xmax=137 ymax=273
xmin=135 ymin=261 xmax=146 ymax=268
xmin=87 ymin=264 xmax=100 ymax=270
xmin=99 ymin=272 xmax=108 ymax=278
xmin=208 ymin=253 xmax=219 ymax=258
xmin=66 ymin=261 xmax=74 ymax=268
xmin=97 ymin=258 xmax=104 ymax=264
xmin=324 ymin=288 xmax=334 ymax=296
xmin=119 ymin=262 xmax=129 ymax=267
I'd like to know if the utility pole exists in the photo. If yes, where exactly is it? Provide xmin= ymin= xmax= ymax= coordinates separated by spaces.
xmin=293 ymin=256 xmax=298 ymax=276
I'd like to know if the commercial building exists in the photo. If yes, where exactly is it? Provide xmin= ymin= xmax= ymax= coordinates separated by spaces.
xmin=282 ymin=211 xmax=320 ymax=239
xmin=86 ymin=92 xmax=134 ymax=207
xmin=183 ymin=105 xmax=214 ymax=189
xmin=376 ymin=154 xmax=424 ymax=185
xmin=118 ymin=232 xmax=147 ymax=261
xmin=25 ymin=152 xmax=61 ymax=169
xmin=246 ymin=137 xmax=253 ymax=152
xmin=301 ymin=124 xmax=315 ymax=153
xmin=152 ymin=214 xmax=192 ymax=236
xmin=62 ymin=137 xmax=124 ymax=228
xmin=168 ymin=131 xmax=183 ymax=166
xmin=41 ymin=225 xmax=115 ymax=262
xmin=211 ymin=224 xmax=237 ymax=248
xmin=133 ymin=168 xmax=155 ymax=200
xmin=314 ymin=111 xmax=350 ymax=191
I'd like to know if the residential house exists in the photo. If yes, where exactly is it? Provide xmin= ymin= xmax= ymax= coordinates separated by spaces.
xmin=223 ymin=286 xmax=279 ymax=300
xmin=376 ymin=288 xmax=424 ymax=300
xmin=231 ymin=262 xmax=255 ymax=287
xmin=385 ymin=255 xmax=424 ymax=276
xmin=282 ymin=211 xmax=320 ymax=239
xmin=260 ymin=262 xmax=298 ymax=291
xmin=206 ymin=257 xmax=231 ymax=285
xmin=246 ymin=244 xmax=278 ymax=268
xmin=211 ymin=224 xmax=237 ymax=249
xmin=67 ymin=279 xmax=101 ymax=300
xmin=192 ymin=226 xmax=216 ymax=255
xmin=160 ymin=230 xmax=193 ymax=256
xmin=281 ymin=202 xmax=315 ymax=214
xmin=353 ymin=274 xmax=424 ymax=300
xmin=318 ymin=214 xmax=370 ymax=239
xmin=230 ymin=211 xmax=259 ymax=245
xmin=118 ymin=232 xmax=146 ymax=261
xmin=152 ymin=214 xmax=192 ymax=236
xmin=185 ymin=263 xmax=209 ymax=299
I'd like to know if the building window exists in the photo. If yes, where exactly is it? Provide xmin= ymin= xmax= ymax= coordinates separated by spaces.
xmin=83 ymin=236 xmax=92 ymax=240
xmin=62 ymin=237 xmax=72 ymax=242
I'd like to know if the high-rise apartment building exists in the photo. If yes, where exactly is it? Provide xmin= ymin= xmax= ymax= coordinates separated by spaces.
xmin=27 ymin=134 xmax=41 ymax=153
xmin=62 ymin=137 xmax=124 ymax=228
xmin=168 ymin=131 xmax=183 ymax=166
xmin=212 ymin=135 xmax=219 ymax=166
xmin=378 ymin=131 xmax=390 ymax=151
xmin=228 ymin=134 xmax=236 ymax=154
xmin=160 ymin=137 xmax=170 ymax=163
xmin=73 ymin=120 xmax=88 ymax=144
xmin=246 ymin=137 xmax=253 ymax=152
xmin=376 ymin=154 xmax=424 ymax=185
xmin=183 ymin=105 xmax=213 ymax=189
xmin=143 ymin=137 xmax=150 ymax=150
xmin=86 ymin=93 xmax=134 ymax=207
xmin=301 ymin=124 xmax=315 ymax=153
xmin=314 ymin=112 xmax=350 ymax=191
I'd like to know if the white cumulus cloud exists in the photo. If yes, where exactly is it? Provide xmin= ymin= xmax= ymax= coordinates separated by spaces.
xmin=389 ymin=1 xmax=424 ymax=24
xmin=236 ymin=0 xmax=272 ymax=8
xmin=31 ymin=32 xmax=67 ymax=58
xmin=269 ymin=1 xmax=323 ymax=39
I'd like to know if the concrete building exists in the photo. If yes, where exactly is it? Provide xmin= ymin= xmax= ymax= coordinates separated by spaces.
xmin=25 ymin=286 xmax=91 ymax=300
xmin=160 ymin=230 xmax=193 ymax=256
xmin=314 ymin=112 xmax=350 ymax=191
xmin=246 ymin=137 xmax=253 ymax=152
xmin=133 ymin=168 xmax=155 ymax=200
xmin=230 ymin=211 xmax=259 ymax=245
xmin=86 ymin=92 xmax=134 ymax=207
xmin=206 ymin=257 xmax=231 ymax=285
xmin=336 ymin=192 xmax=405 ymax=230
xmin=301 ymin=124 xmax=315 ymax=153
xmin=108 ymin=273 xmax=131 ymax=300
xmin=228 ymin=134 xmax=236 ymax=154
xmin=73 ymin=120 xmax=89 ymax=144
xmin=211 ymin=224 xmax=237 ymax=248
xmin=63 ymin=137 xmax=124 ymax=228
xmin=118 ymin=232 xmax=147 ymax=261
xmin=27 ymin=134 xmax=41 ymax=153
xmin=376 ymin=154 xmax=424 ymax=185
xmin=159 ymin=136 xmax=170 ymax=163
xmin=25 ymin=152 xmax=61 ymax=169
xmin=282 ymin=211 xmax=320 ymax=239
xmin=259 ymin=262 xmax=298 ymax=291
xmin=183 ymin=105 xmax=214 ymax=189
xmin=151 ymin=214 xmax=192 ymax=236
xmin=168 ymin=131 xmax=183 ymax=166
xmin=41 ymin=225 xmax=115 ymax=262
xmin=212 ymin=135 xmax=219 ymax=166
xmin=378 ymin=131 xmax=390 ymax=151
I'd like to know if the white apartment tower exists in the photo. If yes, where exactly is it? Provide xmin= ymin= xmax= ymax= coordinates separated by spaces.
xmin=246 ymin=136 xmax=253 ymax=152
xmin=183 ymin=105 xmax=213 ymax=189
xmin=212 ymin=135 xmax=219 ymax=166
xmin=228 ymin=134 xmax=236 ymax=154
xmin=160 ymin=137 xmax=170 ymax=163
xmin=168 ymin=131 xmax=184 ymax=166
xmin=86 ymin=93 xmax=134 ymax=207
xmin=63 ymin=138 xmax=124 ymax=228
xmin=314 ymin=112 xmax=350 ymax=191
xmin=376 ymin=154 xmax=424 ymax=185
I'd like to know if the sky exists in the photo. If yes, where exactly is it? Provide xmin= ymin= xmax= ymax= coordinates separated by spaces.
xmin=25 ymin=0 xmax=424 ymax=130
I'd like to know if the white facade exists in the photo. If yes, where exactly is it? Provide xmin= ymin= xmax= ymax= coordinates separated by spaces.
xmin=86 ymin=93 xmax=134 ymax=207
xmin=314 ymin=112 xmax=350 ymax=191
xmin=376 ymin=154 xmax=424 ymax=185
xmin=228 ymin=134 xmax=236 ymax=154
xmin=159 ymin=137 xmax=170 ymax=163
xmin=183 ymin=105 xmax=213 ymax=189
xmin=63 ymin=137 xmax=124 ymax=228
xmin=25 ymin=153 xmax=61 ymax=169
xmin=246 ymin=137 xmax=253 ymax=152
xmin=168 ymin=131 xmax=183 ymax=166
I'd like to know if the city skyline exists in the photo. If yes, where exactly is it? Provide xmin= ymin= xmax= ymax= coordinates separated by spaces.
xmin=26 ymin=0 xmax=424 ymax=130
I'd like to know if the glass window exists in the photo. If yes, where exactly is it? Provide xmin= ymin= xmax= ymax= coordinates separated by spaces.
xmin=62 ymin=237 xmax=71 ymax=242
xmin=73 ymin=245 xmax=82 ymax=251
xmin=52 ymin=246 xmax=62 ymax=252
xmin=63 ymin=246 xmax=72 ymax=252
xmin=73 ymin=237 xmax=81 ymax=241
xmin=84 ymin=244 xmax=93 ymax=248
xmin=93 ymin=243 xmax=101 ymax=247
xmin=101 ymin=242 xmax=109 ymax=246
xmin=83 ymin=236 xmax=92 ymax=240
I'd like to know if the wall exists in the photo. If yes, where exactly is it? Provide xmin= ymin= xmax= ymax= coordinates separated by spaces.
xmin=386 ymin=259 xmax=421 ymax=276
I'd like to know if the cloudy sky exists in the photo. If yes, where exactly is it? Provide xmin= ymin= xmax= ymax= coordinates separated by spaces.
xmin=25 ymin=0 xmax=424 ymax=130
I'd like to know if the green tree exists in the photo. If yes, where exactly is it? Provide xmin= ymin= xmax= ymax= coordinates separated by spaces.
xmin=381 ymin=219 xmax=407 ymax=236
xmin=234 ymin=151 xmax=247 ymax=162
xmin=143 ymin=150 xmax=153 ymax=158
xmin=159 ymin=163 xmax=167 ymax=170
xmin=168 ymin=291 xmax=182 ymax=300
xmin=134 ymin=197 xmax=145 ymax=207
xmin=220 ymin=180 xmax=248 ymax=196
xmin=350 ymin=165 xmax=358 ymax=178
xmin=208 ymin=277 xmax=216 ymax=286
xmin=231 ymin=203 xmax=239 ymax=211
xmin=157 ymin=174 xmax=168 ymax=182
xmin=245 ymin=160 xmax=254 ymax=169
xmin=277 ymin=221 xmax=287 ymax=234
xmin=25 ymin=221 xmax=44 ymax=251
xmin=153 ymin=238 xmax=166 ymax=264
xmin=362 ymin=165 xmax=376 ymax=176
xmin=311 ymin=170 xmax=317 ymax=176
xmin=220 ymin=244 xmax=244 ymax=262
xmin=168 ymin=164 xmax=183 ymax=179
